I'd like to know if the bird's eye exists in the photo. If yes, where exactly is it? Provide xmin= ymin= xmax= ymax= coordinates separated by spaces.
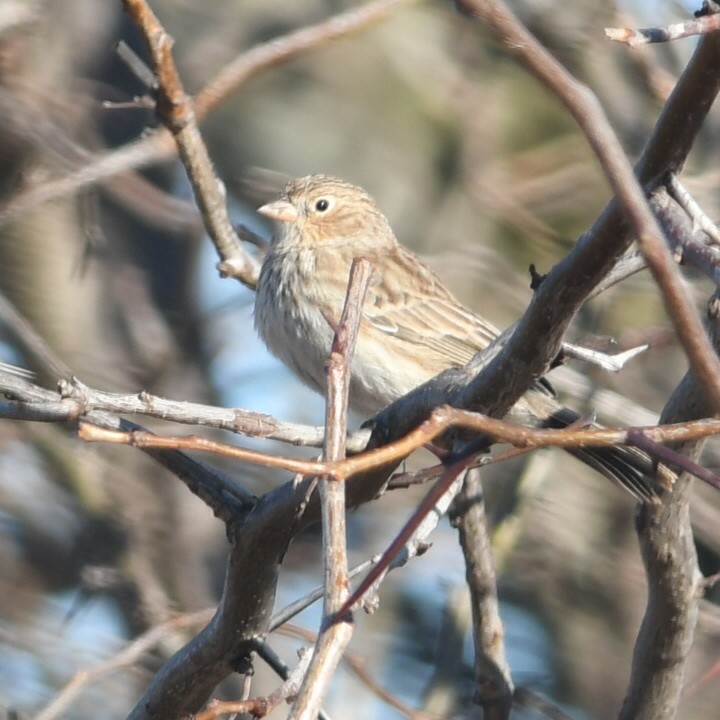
xmin=314 ymin=198 xmax=330 ymax=212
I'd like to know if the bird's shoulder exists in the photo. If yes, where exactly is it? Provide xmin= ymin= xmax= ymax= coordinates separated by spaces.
xmin=361 ymin=243 xmax=501 ymax=364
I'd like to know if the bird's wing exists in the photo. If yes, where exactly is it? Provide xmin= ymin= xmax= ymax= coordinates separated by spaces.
xmin=362 ymin=244 xmax=501 ymax=371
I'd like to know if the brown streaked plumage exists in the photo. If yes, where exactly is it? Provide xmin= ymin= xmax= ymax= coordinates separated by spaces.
xmin=254 ymin=174 xmax=663 ymax=502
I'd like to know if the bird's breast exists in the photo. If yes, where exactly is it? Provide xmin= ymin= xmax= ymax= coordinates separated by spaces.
xmin=255 ymin=248 xmax=334 ymax=395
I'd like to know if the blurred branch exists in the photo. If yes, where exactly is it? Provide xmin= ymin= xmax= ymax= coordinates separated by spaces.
xmin=616 ymin=40 xmax=676 ymax=102
xmin=512 ymin=688 xmax=574 ymax=720
xmin=35 ymin=609 xmax=214 ymax=720
xmin=193 ymin=0 xmax=417 ymax=118
xmin=0 ymin=287 xmax=71 ymax=378
xmin=0 ymin=0 xmax=416 ymax=228
xmin=421 ymin=585 xmax=471 ymax=717
xmin=280 ymin=624 xmax=437 ymax=720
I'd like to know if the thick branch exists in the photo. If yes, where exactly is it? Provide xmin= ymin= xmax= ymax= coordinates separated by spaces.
xmin=618 ymin=293 xmax=720 ymax=718
xmin=374 ymin=8 xmax=720 ymax=441
xmin=457 ymin=0 xmax=720 ymax=412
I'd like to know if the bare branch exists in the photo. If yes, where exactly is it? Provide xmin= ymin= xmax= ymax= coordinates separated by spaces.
xmin=338 ymin=437 xmax=489 ymax=616
xmin=122 ymin=0 xmax=259 ymax=288
xmin=457 ymin=0 xmax=720 ymax=415
xmin=0 ymin=0 xmax=415 ymax=228
xmin=667 ymin=172 xmax=720 ymax=247
xmin=606 ymin=12 xmax=720 ymax=48
xmin=269 ymin=556 xmax=380 ymax=632
xmin=560 ymin=341 xmax=648 ymax=372
xmin=619 ymin=290 xmax=720 ymax=718
xmin=193 ymin=0 xmax=417 ymax=119
xmin=450 ymin=468 xmax=513 ymax=720
xmin=35 ymin=610 xmax=214 ymax=720
xmin=75 ymin=404 xmax=720 ymax=489
xmin=289 ymin=258 xmax=372 ymax=720
xmin=353 ymin=473 xmax=466 ymax=616
xmin=58 ymin=377 xmax=373 ymax=450
xmin=650 ymin=184 xmax=720 ymax=286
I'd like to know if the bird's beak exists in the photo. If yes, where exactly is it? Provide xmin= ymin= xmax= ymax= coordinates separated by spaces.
xmin=257 ymin=200 xmax=298 ymax=223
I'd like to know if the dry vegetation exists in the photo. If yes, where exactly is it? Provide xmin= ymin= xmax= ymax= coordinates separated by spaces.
xmin=2 ymin=1 xmax=720 ymax=719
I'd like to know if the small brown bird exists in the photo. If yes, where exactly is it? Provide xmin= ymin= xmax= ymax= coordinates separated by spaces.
xmin=255 ymin=174 xmax=660 ymax=501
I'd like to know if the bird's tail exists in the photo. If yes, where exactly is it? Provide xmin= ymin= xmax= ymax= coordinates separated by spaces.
xmin=543 ymin=407 xmax=674 ymax=503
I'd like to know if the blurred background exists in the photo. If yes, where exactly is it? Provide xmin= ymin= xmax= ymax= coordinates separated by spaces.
xmin=1 ymin=0 xmax=720 ymax=718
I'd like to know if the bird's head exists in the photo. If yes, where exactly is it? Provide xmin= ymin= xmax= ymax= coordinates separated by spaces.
xmin=257 ymin=174 xmax=393 ymax=249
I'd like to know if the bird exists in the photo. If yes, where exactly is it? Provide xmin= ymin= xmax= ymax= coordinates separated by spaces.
xmin=254 ymin=174 xmax=663 ymax=502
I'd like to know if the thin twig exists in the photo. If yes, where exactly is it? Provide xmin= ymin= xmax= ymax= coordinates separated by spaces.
xmin=35 ymin=610 xmax=214 ymax=720
xmin=288 ymin=258 xmax=372 ymax=720
xmin=122 ymin=0 xmax=259 ymax=288
xmin=355 ymin=476 xmax=464 ymax=616
xmin=628 ymin=429 xmax=720 ymax=490
xmin=337 ymin=436 xmax=490 ymax=616
xmin=606 ymin=13 xmax=720 ymax=48
xmin=269 ymin=555 xmax=381 ymax=631
xmin=0 ymin=289 xmax=72 ymax=379
xmin=76 ymin=407 xmax=720 ymax=488
xmin=666 ymin=172 xmax=720 ymax=247
xmin=650 ymin=185 xmax=720 ymax=287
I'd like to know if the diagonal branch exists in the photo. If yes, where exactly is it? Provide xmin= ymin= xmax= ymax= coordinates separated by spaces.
xmin=456 ymin=0 xmax=720 ymax=415
xmin=0 ymin=0 xmax=417 ymax=228
xmin=122 ymin=0 xmax=259 ymax=287
xmin=374 ymin=3 xmax=720 ymax=444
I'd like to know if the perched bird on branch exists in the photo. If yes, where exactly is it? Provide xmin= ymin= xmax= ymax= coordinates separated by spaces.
xmin=254 ymin=174 xmax=663 ymax=502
